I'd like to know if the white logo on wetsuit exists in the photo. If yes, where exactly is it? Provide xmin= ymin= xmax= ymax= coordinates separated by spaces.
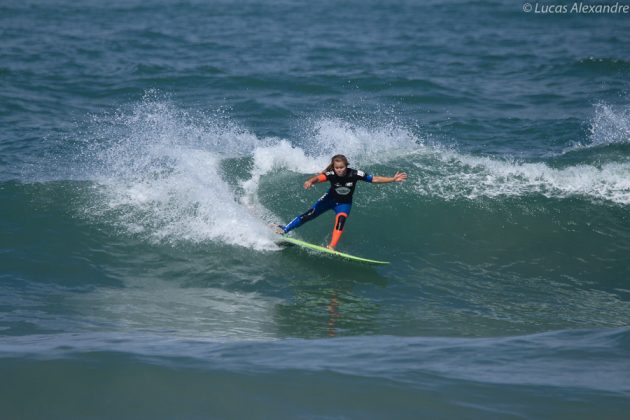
xmin=335 ymin=186 xmax=352 ymax=195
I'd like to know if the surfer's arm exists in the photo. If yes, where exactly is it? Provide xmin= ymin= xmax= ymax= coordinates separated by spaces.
xmin=304 ymin=173 xmax=327 ymax=189
xmin=370 ymin=171 xmax=408 ymax=184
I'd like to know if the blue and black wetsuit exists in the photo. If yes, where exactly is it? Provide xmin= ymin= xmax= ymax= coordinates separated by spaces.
xmin=282 ymin=168 xmax=373 ymax=247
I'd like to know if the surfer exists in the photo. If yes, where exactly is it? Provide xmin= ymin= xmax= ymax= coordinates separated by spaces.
xmin=276 ymin=154 xmax=407 ymax=250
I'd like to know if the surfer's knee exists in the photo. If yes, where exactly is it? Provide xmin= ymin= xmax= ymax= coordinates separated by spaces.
xmin=299 ymin=207 xmax=317 ymax=223
xmin=329 ymin=212 xmax=348 ymax=248
xmin=334 ymin=212 xmax=348 ymax=231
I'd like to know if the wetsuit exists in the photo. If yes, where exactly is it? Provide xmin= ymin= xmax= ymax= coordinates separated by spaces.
xmin=282 ymin=168 xmax=373 ymax=247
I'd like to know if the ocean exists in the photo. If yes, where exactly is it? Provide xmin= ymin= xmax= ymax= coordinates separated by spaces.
xmin=1 ymin=0 xmax=630 ymax=418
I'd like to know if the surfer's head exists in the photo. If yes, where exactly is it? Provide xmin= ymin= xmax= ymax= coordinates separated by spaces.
xmin=325 ymin=154 xmax=348 ymax=176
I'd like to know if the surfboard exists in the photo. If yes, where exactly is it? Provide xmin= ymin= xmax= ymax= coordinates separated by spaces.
xmin=278 ymin=236 xmax=389 ymax=265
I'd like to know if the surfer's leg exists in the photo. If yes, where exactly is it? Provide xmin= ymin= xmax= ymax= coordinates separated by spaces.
xmin=328 ymin=204 xmax=352 ymax=249
xmin=282 ymin=194 xmax=333 ymax=233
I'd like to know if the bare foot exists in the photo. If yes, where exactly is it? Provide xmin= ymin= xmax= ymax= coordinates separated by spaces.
xmin=326 ymin=245 xmax=335 ymax=251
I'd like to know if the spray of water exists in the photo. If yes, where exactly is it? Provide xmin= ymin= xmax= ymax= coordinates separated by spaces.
xmin=79 ymin=95 xmax=630 ymax=251
xmin=80 ymin=95 xmax=420 ymax=250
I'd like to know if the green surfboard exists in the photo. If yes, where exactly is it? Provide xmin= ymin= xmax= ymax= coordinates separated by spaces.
xmin=278 ymin=236 xmax=389 ymax=265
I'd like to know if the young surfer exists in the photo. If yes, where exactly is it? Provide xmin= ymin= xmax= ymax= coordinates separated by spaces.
xmin=277 ymin=154 xmax=407 ymax=250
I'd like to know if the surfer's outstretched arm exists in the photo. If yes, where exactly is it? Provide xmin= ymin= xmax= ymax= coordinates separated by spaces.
xmin=370 ymin=171 xmax=407 ymax=184
xmin=304 ymin=173 xmax=327 ymax=189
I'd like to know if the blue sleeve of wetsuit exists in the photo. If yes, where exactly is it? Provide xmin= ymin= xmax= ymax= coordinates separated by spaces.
xmin=355 ymin=169 xmax=373 ymax=182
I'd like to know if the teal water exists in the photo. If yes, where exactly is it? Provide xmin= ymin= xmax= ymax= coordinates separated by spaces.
xmin=2 ymin=0 xmax=630 ymax=418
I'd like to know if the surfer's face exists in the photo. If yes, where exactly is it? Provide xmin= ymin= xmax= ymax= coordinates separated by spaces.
xmin=333 ymin=162 xmax=347 ymax=176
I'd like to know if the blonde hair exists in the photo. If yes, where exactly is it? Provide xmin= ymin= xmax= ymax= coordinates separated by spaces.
xmin=323 ymin=154 xmax=349 ymax=173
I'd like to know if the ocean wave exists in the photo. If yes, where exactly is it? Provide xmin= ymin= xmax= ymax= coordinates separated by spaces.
xmin=409 ymin=146 xmax=630 ymax=205
xmin=73 ymin=94 xmax=630 ymax=255
xmin=2 ymin=328 xmax=629 ymax=393
xmin=77 ymin=95 xmax=423 ymax=250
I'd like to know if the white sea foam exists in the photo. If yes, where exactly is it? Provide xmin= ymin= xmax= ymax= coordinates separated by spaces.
xmin=563 ymin=102 xmax=630 ymax=152
xmin=413 ymin=101 xmax=629 ymax=204
xmin=411 ymin=147 xmax=630 ymax=204
xmin=85 ymin=97 xmax=277 ymax=250
xmin=307 ymin=117 xmax=421 ymax=161
xmin=239 ymin=117 xmax=422 ymax=211
xmin=588 ymin=102 xmax=630 ymax=146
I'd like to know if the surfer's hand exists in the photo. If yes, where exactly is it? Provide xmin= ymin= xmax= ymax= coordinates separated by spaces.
xmin=393 ymin=172 xmax=407 ymax=182
xmin=304 ymin=180 xmax=313 ymax=189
